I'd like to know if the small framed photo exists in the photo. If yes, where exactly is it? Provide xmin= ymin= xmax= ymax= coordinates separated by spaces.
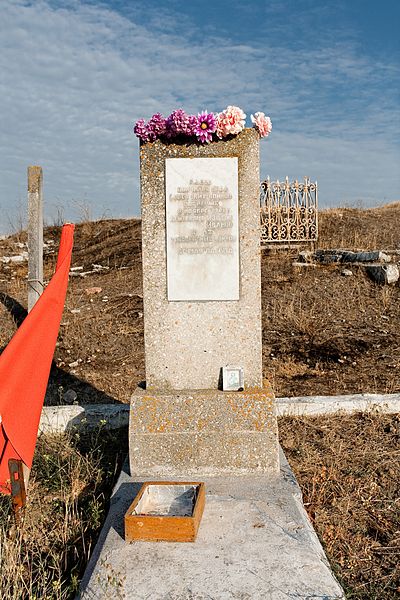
xmin=222 ymin=366 xmax=244 ymax=391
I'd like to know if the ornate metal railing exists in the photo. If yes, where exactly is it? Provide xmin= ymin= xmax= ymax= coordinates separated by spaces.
xmin=260 ymin=177 xmax=318 ymax=245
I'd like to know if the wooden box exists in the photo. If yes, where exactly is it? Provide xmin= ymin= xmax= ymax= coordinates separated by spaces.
xmin=125 ymin=481 xmax=205 ymax=542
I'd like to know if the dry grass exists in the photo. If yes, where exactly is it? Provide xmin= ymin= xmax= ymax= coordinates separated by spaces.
xmin=262 ymin=253 xmax=400 ymax=397
xmin=318 ymin=204 xmax=400 ymax=250
xmin=0 ymin=427 xmax=128 ymax=599
xmin=261 ymin=204 xmax=400 ymax=397
xmin=1 ymin=205 xmax=399 ymax=404
xmin=0 ymin=219 xmax=144 ymax=404
xmin=279 ymin=411 xmax=400 ymax=599
xmin=0 ymin=204 xmax=399 ymax=597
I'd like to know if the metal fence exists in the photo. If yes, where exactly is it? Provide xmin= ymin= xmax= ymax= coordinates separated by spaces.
xmin=260 ymin=177 xmax=318 ymax=245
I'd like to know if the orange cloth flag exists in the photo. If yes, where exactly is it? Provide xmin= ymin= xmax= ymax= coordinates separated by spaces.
xmin=0 ymin=224 xmax=74 ymax=494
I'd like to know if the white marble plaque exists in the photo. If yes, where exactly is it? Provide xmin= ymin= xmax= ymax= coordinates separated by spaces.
xmin=166 ymin=157 xmax=239 ymax=301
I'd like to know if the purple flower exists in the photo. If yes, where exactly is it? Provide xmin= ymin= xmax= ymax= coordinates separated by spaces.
xmin=165 ymin=109 xmax=191 ymax=137
xmin=133 ymin=118 xmax=149 ymax=142
xmin=187 ymin=114 xmax=198 ymax=136
xmin=194 ymin=111 xmax=217 ymax=143
xmin=147 ymin=113 xmax=167 ymax=141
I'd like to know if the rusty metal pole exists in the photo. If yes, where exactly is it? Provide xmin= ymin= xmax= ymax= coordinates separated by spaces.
xmin=8 ymin=459 xmax=27 ymax=525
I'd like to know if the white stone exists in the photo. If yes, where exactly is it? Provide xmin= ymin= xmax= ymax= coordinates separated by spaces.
xmin=68 ymin=359 xmax=82 ymax=368
xmin=276 ymin=393 xmax=400 ymax=416
xmin=1 ymin=254 xmax=27 ymax=264
xmin=386 ymin=264 xmax=400 ymax=283
xmin=366 ymin=264 xmax=399 ymax=284
xmin=165 ymin=157 xmax=239 ymax=301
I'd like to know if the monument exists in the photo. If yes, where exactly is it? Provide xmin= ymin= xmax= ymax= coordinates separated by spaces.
xmin=81 ymin=111 xmax=345 ymax=600
xmin=129 ymin=125 xmax=279 ymax=476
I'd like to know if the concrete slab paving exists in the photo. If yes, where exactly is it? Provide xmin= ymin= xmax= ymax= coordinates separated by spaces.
xmin=79 ymin=449 xmax=344 ymax=600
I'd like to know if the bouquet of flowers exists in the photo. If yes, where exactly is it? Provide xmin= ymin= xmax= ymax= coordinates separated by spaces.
xmin=133 ymin=105 xmax=272 ymax=144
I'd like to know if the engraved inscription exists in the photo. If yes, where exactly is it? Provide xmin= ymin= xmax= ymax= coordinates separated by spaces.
xmin=166 ymin=158 xmax=239 ymax=301
xmin=171 ymin=180 xmax=234 ymax=256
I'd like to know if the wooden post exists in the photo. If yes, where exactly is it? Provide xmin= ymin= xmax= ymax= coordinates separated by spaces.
xmin=11 ymin=166 xmax=45 ymax=516
xmin=27 ymin=166 xmax=43 ymax=312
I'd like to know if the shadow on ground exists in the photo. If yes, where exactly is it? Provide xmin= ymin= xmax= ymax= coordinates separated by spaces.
xmin=0 ymin=292 xmax=120 ymax=406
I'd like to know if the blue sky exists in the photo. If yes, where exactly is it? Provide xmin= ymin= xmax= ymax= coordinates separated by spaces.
xmin=1 ymin=0 xmax=399 ymax=233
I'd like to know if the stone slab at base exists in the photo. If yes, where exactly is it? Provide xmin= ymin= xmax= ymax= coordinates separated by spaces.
xmin=129 ymin=386 xmax=279 ymax=476
xmin=79 ymin=450 xmax=345 ymax=600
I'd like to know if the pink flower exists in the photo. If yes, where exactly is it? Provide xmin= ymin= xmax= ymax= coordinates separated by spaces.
xmin=194 ymin=111 xmax=217 ymax=143
xmin=216 ymin=105 xmax=246 ymax=138
xmin=251 ymin=112 xmax=272 ymax=138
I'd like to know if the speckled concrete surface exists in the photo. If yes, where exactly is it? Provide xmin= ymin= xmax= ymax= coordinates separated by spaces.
xmin=130 ymin=387 xmax=276 ymax=433
xmin=79 ymin=451 xmax=345 ymax=600
xmin=129 ymin=386 xmax=279 ymax=475
xmin=140 ymin=128 xmax=262 ymax=390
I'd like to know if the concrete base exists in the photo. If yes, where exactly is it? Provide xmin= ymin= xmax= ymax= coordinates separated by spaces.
xmin=129 ymin=386 xmax=279 ymax=476
xmin=37 ymin=393 xmax=400 ymax=435
xmin=276 ymin=392 xmax=400 ymax=416
xmin=79 ymin=450 xmax=345 ymax=600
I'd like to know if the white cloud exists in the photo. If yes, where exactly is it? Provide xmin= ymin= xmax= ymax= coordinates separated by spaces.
xmin=0 ymin=0 xmax=399 ymax=233
xmin=263 ymin=132 xmax=400 ymax=207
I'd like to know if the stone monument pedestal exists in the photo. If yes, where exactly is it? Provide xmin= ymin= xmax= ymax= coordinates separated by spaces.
xmin=78 ymin=124 xmax=344 ymax=600
xmin=129 ymin=386 xmax=279 ymax=476
xmin=130 ymin=128 xmax=279 ymax=478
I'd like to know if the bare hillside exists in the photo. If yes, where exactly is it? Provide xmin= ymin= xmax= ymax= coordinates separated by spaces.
xmin=0 ymin=204 xmax=399 ymax=403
